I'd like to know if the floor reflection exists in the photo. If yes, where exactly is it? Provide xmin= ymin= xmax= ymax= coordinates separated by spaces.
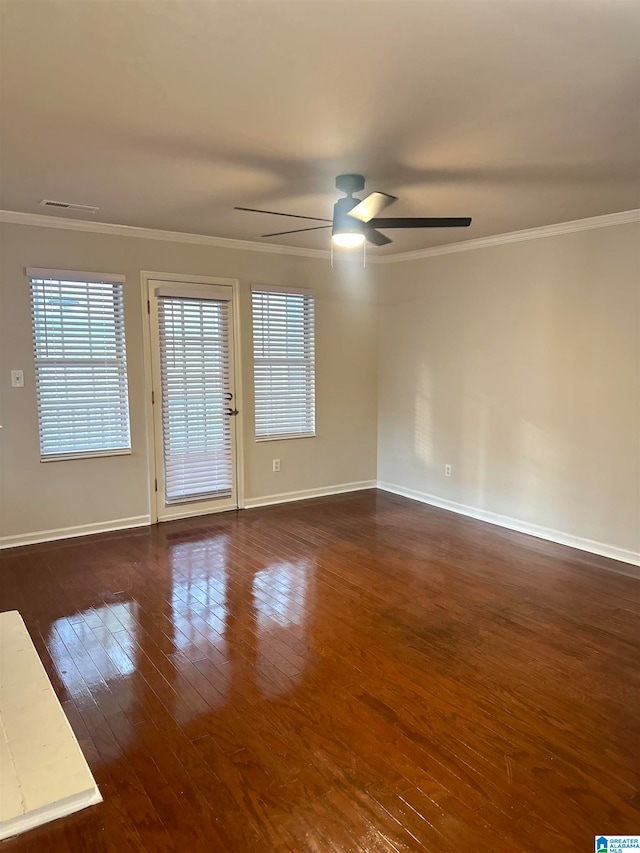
xmin=49 ymin=602 xmax=139 ymax=750
xmin=50 ymin=602 xmax=137 ymax=697
xmin=168 ymin=530 xmax=315 ymax=707
xmin=254 ymin=559 xmax=312 ymax=698
xmin=169 ymin=532 xmax=231 ymax=720
xmin=170 ymin=536 xmax=229 ymax=656
xmin=45 ymin=527 xmax=316 ymax=755
xmin=254 ymin=560 xmax=310 ymax=629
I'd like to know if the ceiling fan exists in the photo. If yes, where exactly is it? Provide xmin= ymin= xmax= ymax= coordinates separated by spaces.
xmin=236 ymin=174 xmax=472 ymax=247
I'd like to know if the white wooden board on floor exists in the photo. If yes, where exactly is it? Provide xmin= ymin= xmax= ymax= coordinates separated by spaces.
xmin=0 ymin=610 xmax=102 ymax=840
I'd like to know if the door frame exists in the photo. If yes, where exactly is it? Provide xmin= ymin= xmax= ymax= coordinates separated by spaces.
xmin=140 ymin=270 xmax=245 ymax=522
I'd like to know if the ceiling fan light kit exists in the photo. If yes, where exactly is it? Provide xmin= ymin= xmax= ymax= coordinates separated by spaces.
xmin=235 ymin=174 xmax=472 ymax=258
xmin=331 ymin=231 xmax=366 ymax=248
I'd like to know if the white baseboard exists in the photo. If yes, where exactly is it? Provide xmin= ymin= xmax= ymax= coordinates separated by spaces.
xmin=0 ymin=483 xmax=376 ymax=548
xmin=377 ymin=481 xmax=640 ymax=575
xmin=4 ymin=483 xmax=635 ymax=577
xmin=243 ymin=480 xmax=377 ymax=509
xmin=0 ymin=515 xmax=151 ymax=551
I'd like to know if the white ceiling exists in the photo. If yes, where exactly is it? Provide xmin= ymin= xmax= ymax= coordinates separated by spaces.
xmin=1 ymin=0 xmax=639 ymax=254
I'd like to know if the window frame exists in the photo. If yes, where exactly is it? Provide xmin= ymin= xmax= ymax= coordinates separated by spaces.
xmin=251 ymin=284 xmax=316 ymax=442
xmin=27 ymin=267 xmax=131 ymax=462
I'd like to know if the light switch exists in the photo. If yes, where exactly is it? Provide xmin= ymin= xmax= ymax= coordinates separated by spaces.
xmin=11 ymin=370 xmax=24 ymax=388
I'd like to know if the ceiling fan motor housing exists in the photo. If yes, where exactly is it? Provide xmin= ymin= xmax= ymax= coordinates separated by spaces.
xmin=332 ymin=197 xmax=364 ymax=237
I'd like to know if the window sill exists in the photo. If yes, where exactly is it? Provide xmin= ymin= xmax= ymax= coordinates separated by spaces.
xmin=40 ymin=448 xmax=132 ymax=463
xmin=255 ymin=433 xmax=315 ymax=443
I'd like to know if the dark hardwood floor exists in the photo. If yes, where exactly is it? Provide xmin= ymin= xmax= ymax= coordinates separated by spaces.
xmin=1 ymin=490 xmax=638 ymax=851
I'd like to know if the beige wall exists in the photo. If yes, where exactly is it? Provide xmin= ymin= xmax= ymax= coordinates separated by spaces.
xmin=377 ymin=222 xmax=640 ymax=557
xmin=2 ymin=218 xmax=638 ymax=560
xmin=0 ymin=223 xmax=378 ymax=543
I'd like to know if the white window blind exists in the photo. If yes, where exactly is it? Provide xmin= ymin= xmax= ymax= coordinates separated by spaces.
xmin=251 ymin=286 xmax=315 ymax=440
xmin=29 ymin=273 xmax=131 ymax=461
xmin=158 ymin=296 xmax=232 ymax=504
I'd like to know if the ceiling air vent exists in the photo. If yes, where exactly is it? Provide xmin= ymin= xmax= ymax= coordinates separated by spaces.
xmin=40 ymin=199 xmax=99 ymax=214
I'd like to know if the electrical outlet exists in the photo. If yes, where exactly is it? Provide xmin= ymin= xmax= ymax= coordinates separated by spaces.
xmin=445 ymin=464 xmax=452 ymax=477
xmin=272 ymin=459 xmax=281 ymax=472
xmin=11 ymin=370 xmax=24 ymax=388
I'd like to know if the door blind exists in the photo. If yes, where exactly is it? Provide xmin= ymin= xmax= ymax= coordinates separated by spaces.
xmin=158 ymin=296 xmax=232 ymax=504
xmin=29 ymin=275 xmax=131 ymax=461
xmin=251 ymin=288 xmax=315 ymax=440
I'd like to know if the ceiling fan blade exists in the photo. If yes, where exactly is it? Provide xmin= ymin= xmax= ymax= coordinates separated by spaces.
xmin=347 ymin=192 xmax=397 ymax=223
xmin=369 ymin=217 xmax=472 ymax=228
xmin=235 ymin=206 xmax=332 ymax=222
xmin=365 ymin=228 xmax=393 ymax=246
xmin=261 ymin=225 xmax=332 ymax=237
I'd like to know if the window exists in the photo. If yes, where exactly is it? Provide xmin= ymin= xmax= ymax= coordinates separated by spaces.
xmin=251 ymin=286 xmax=315 ymax=440
xmin=28 ymin=268 xmax=131 ymax=461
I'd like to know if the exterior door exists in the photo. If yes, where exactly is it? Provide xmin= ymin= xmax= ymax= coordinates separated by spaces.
xmin=148 ymin=280 xmax=238 ymax=521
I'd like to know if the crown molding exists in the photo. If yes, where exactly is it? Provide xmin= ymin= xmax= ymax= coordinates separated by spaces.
xmin=374 ymin=208 xmax=640 ymax=264
xmin=0 ymin=209 xmax=330 ymax=260
xmin=1 ymin=207 xmax=638 ymax=265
